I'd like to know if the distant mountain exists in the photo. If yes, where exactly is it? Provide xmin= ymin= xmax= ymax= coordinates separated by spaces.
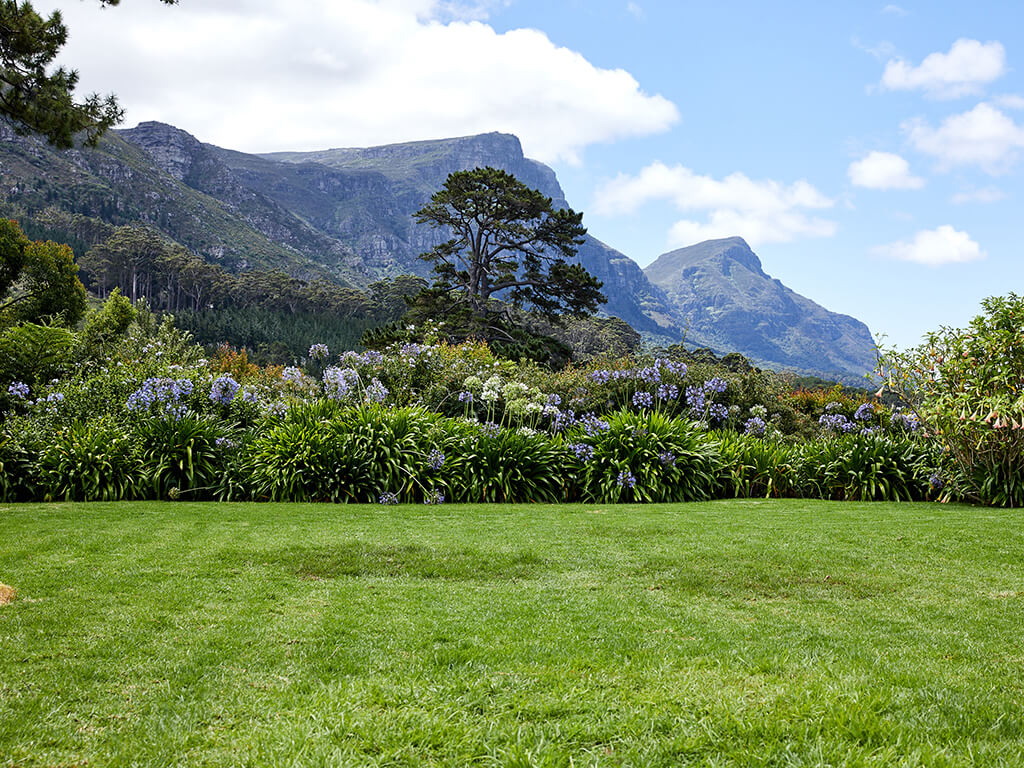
xmin=0 ymin=120 xmax=876 ymax=377
xmin=644 ymin=237 xmax=876 ymax=380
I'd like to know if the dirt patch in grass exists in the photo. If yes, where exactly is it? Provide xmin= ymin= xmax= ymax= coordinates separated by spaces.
xmin=248 ymin=542 xmax=550 ymax=582
xmin=0 ymin=583 xmax=15 ymax=605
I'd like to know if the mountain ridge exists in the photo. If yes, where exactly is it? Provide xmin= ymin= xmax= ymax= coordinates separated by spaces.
xmin=644 ymin=237 xmax=876 ymax=379
xmin=0 ymin=120 xmax=875 ymax=379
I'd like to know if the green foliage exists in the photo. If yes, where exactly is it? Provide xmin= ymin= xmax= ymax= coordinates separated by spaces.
xmin=572 ymin=409 xmax=723 ymax=503
xmin=134 ymin=413 xmax=225 ymax=500
xmin=443 ymin=426 xmax=568 ymax=503
xmin=0 ymin=418 xmax=40 ymax=501
xmin=0 ymin=218 xmax=30 ymax=298
xmin=877 ymin=293 xmax=1024 ymax=506
xmin=175 ymin=307 xmax=374 ymax=365
xmin=799 ymin=434 xmax=937 ymax=502
xmin=0 ymin=322 xmax=74 ymax=386
xmin=243 ymin=401 xmax=378 ymax=503
xmin=37 ymin=418 xmax=139 ymax=501
xmin=716 ymin=431 xmax=802 ymax=498
xmin=0 ymin=239 xmax=86 ymax=326
xmin=78 ymin=288 xmax=136 ymax=359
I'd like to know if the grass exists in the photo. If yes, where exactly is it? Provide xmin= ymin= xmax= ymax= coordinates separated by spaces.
xmin=2 ymin=500 xmax=1023 ymax=766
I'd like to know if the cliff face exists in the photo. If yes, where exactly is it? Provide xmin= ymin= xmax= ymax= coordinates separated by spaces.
xmin=644 ymin=237 xmax=876 ymax=380
xmin=0 ymin=121 xmax=876 ymax=377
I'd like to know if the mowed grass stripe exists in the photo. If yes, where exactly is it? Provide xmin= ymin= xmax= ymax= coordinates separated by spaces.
xmin=1 ymin=500 xmax=1023 ymax=766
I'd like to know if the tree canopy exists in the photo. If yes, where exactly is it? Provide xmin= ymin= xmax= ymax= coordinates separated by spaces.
xmin=0 ymin=0 xmax=176 ymax=148
xmin=402 ymin=167 xmax=605 ymax=364
xmin=0 ymin=218 xmax=86 ymax=326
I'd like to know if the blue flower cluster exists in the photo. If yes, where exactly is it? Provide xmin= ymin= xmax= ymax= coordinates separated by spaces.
xmin=656 ymin=384 xmax=679 ymax=401
xmin=308 ymin=343 xmax=329 ymax=361
xmin=379 ymin=491 xmax=399 ymax=505
xmin=339 ymin=350 xmax=385 ymax=368
xmin=428 ymin=449 xmax=446 ymax=470
xmin=365 ymin=378 xmax=388 ymax=403
xmin=892 ymin=410 xmax=921 ymax=432
xmin=616 ymin=469 xmax=637 ymax=489
xmin=423 ymin=490 xmax=445 ymax=505
xmin=323 ymin=367 xmax=359 ymax=400
xmin=685 ymin=385 xmax=706 ymax=413
xmin=708 ymin=403 xmax=729 ymax=424
xmin=127 ymin=377 xmax=194 ymax=416
xmin=744 ymin=416 xmax=767 ymax=436
xmin=588 ymin=358 xmax=687 ymax=385
xmin=818 ymin=412 xmax=857 ymax=433
xmin=568 ymin=442 xmax=595 ymax=462
xmin=209 ymin=375 xmax=240 ymax=406
xmin=7 ymin=381 xmax=29 ymax=399
xmin=458 ymin=390 xmax=474 ymax=403
xmin=632 ymin=391 xmax=654 ymax=409
xmin=703 ymin=377 xmax=728 ymax=395
xmin=281 ymin=366 xmax=303 ymax=383
xmin=854 ymin=403 xmax=875 ymax=422
xmin=658 ymin=451 xmax=677 ymax=466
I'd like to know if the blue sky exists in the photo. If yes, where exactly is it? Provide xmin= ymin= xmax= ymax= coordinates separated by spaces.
xmin=39 ymin=0 xmax=1024 ymax=349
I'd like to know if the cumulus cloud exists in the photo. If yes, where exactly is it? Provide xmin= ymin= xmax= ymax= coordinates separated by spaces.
xmin=848 ymin=151 xmax=924 ymax=189
xmin=594 ymin=162 xmax=836 ymax=248
xmin=626 ymin=2 xmax=645 ymax=20
xmin=881 ymin=5 xmax=909 ymax=16
xmin=34 ymin=0 xmax=678 ymax=163
xmin=881 ymin=39 xmax=1005 ymax=99
xmin=874 ymin=226 xmax=985 ymax=266
xmin=903 ymin=102 xmax=1024 ymax=174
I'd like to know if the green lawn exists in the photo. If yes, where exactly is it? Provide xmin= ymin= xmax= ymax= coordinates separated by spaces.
xmin=2 ymin=500 xmax=1023 ymax=767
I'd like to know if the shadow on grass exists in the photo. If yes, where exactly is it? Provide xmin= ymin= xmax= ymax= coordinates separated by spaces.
xmin=245 ymin=542 xmax=549 ymax=581
xmin=635 ymin=557 xmax=889 ymax=600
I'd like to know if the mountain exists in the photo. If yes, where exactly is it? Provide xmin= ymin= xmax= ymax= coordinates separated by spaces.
xmin=0 ymin=120 xmax=875 ymax=377
xmin=643 ymin=237 xmax=876 ymax=380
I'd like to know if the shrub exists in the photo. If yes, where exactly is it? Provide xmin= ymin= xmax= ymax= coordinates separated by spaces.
xmin=134 ymin=413 xmax=226 ymax=500
xmin=799 ymin=434 xmax=937 ymax=502
xmin=570 ymin=409 xmax=723 ymax=503
xmin=878 ymin=293 xmax=1024 ymax=506
xmin=716 ymin=431 xmax=802 ymax=498
xmin=38 ymin=418 xmax=140 ymax=501
xmin=443 ymin=424 xmax=568 ymax=503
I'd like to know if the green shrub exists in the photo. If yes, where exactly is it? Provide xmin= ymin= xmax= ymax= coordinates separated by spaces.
xmin=243 ymin=402 xmax=388 ymax=503
xmin=571 ymin=409 xmax=723 ymax=503
xmin=37 ymin=418 xmax=140 ymax=501
xmin=878 ymin=293 xmax=1024 ymax=506
xmin=443 ymin=425 xmax=568 ymax=503
xmin=134 ymin=413 xmax=226 ymax=500
xmin=0 ymin=420 xmax=42 ymax=502
xmin=799 ymin=434 xmax=937 ymax=502
xmin=716 ymin=431 xmax=801 ymax=498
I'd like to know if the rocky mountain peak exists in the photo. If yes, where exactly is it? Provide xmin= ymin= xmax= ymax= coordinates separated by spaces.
xmin=118 ymin=121 xmax=205 ymax=181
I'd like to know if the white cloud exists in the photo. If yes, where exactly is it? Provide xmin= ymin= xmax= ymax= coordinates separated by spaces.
xmin=882 ymin=5 xmax=909 ymax=16
xmin=881 ymin=39 xmax=1005 ymax=99
xmin=848 ymin=151 xmax=924 ymax=189
xmin=951 ymin=187 xmax=1005 ymax=204
xmin=874 ymin=225 xmax=985 ymax=266
xmin=594 ymin=162 xmax=836 ymax=248
xmin=903 ymin=102 xmax=1024 ymax=174
xmin=34 ymin=0 xmax=678 ymax=164
xmin=995 ymin=94 xmax=1024 ymax=110
xmin=626 ymin=2 xmax=645 ymax=20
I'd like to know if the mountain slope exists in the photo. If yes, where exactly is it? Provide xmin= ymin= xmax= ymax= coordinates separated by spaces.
xmin=644 ymin=237 xmax=876 ymax=380
xmin=0 ymin=121 xmax=360 ymax=282
xmin=0 ymin=120 xmax=876 ymax=377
